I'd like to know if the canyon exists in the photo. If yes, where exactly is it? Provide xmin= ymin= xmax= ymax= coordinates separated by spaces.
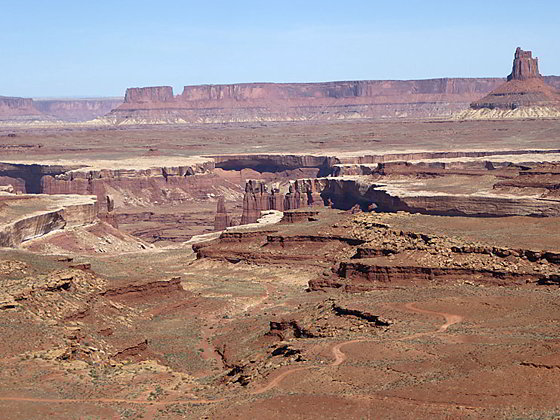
xmin=0 ymin=48 xmax=560 ymax=420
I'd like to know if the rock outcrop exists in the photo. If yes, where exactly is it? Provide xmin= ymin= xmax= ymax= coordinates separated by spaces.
xmin=124 ymin=86 xmax=174 ymax=104
xmin=214 ymin=197 xmax=231 ymax=231
xmin=39 ymin=160 xmax=216 ymax=208
xmin=508 ymin=48 xmax=541 ymax=81
xmin=240 ymin=161 xmax=560 ymax=223
xmin=469 ymin=48 xmax=560 ymax=115
xmin=0 ymin=194 xmax=98 ymax=247
xmin=240 ymin=181 xmax=284 ymax=225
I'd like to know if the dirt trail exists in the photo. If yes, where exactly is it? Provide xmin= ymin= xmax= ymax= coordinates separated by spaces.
xmin=250 ymin=366 xmax=312 ymax=395
xmin=403 ymin=302 xmax=463 ymax=333
xmin=250 ymin=301 xmax=463 ymax=394
xmin=0 ymin=396 xmax=224 ymax=406
xmin=0 ymin=301 xmax=463 ymax=406
xmin=330 ymin=339 xmax=366 ymax=367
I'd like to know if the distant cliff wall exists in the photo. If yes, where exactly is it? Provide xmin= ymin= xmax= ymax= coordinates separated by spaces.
xmin=107 ymin=76 xmax=560 ymax=124
xmin=33 ymin=98 xmax=123 ymax=122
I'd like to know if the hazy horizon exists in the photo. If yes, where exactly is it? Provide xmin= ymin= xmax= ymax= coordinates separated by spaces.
xmin=2 ymin=0 xmax=559 ymax=98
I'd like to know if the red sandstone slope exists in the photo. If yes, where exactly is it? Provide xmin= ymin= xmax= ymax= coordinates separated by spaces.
xmin=471 ymin=48 xmax=560 ymax=110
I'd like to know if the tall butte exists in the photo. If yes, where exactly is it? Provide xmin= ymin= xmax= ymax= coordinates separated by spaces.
xmin=471 ymin=47 xmax=560 ymax=110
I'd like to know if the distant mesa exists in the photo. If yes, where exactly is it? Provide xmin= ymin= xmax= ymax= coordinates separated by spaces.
xmin=0 ymin=95 xmax=123 ymax=123
xmin=107 ymin=78 xmax=511 ymax=124
xmin=124 ymin=86 xmax=174 ymax=104
xmin=2 ymin=47 xmax=560 ymax=125
xmin=0 ymin=96 xmax=45 ymax=122
xmin=107 ymin=59 xmax=560 ymax=124
xmin=470 ymin=47 xmax=560 ymax=111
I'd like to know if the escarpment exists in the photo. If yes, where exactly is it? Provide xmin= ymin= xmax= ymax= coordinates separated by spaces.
xmin=0 ymin=96 xmax=46 ymax=122
xmin=194 ymin=207 xmax=560 ymax=293
xmin=0 ymin=96 xmax=123 ymax=123
xmin=105 ymin=73 xmax=560 ymax=125
xmin=238 ymin=150 xmax=560 ymax=222
xmin=106 ymin=78 xmax=510 ymax=124
xmin=0 ymin=195 xmax=98 ymax=247
xmin=39 ymin=160 xmax=216 ymax=207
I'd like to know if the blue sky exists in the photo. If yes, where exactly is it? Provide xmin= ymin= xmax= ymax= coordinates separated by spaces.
xmin=1 ymin=0 xmax=559 ymax=97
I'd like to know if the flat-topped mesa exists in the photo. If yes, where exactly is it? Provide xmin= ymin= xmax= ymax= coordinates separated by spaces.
xmin=124 ymin=86 xmax=174 ymax=103
xmin=107 ymin=78 xmax=521 ymax=123
xmin=508 ymin=48 xmax=541 ymax=81
xmin=0 ymin=96 xmax=34 ymax=110
xmin=0 ymin=96 xmax=45 ymax=121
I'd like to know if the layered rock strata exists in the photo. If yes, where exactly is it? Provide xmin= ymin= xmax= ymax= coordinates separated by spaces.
xmin=465 ymin=48 xmax=560 ymax=119
xmin=240 ymin=160 xmax=560 ymax=220
xmin=0 ymin=194 xmax=98 ymax=247
xmin=39 ymin=160 xmax=215 ymax=208
xmin=106 ymin=73 xmax=560 ymax=124
xmin=105 ymin=78 xmax=509 ymax=124
xmin=194 ymin=210 xmax=559 ymax=292
xmin=0 ymin=96 xmax=46 ymax=122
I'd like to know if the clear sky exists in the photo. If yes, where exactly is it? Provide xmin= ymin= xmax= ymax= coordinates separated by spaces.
xmin=1 ymin=0 xmax=559 ymax=98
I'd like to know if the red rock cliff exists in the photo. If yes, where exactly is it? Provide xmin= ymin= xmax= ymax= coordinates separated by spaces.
xmin=508 ymin=48 xmax=540 ymax=81
xmin=124 ymin=86 xmax=174 ymax=104
xmin=108 ymin=78 xmax=512 ymax=123
xmin=0 ymin=96 xmax=44 ymax=120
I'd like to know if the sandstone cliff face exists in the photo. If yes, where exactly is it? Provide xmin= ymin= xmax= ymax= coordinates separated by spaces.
xmin=179 ymin=79 xmax=502 ymax=101
xmin=0 ymin=163 xmax=80 ymax=194
xmin=241 ymin=180 xmax=284 ymax=225
xmin=124 ymin=86 xmax=174 ymax=104
xmin=240 ymin=174 xmax=560 ymax=223
xmin=0 ymin=96 xmax=45 ymax=121
xmin=0 ymin=195 xmax=98 ymax=247
xmin=0 ymin=211 xmax=66 ymax=247
xmin=508 ymin=48 xmax=540 ymax=81
xmin=0 ymin=176 xmax=26 ymax=193
xmin=40 ymin=161 xmax=217 ymax=208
